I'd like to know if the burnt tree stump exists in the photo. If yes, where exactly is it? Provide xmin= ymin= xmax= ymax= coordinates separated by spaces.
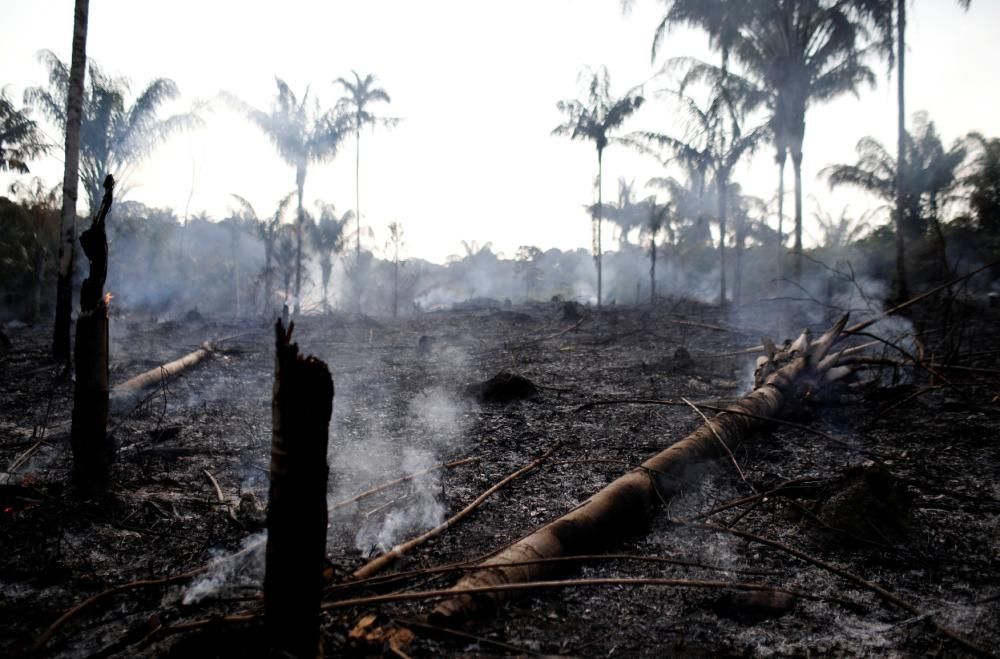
xmin=70 ymin=174 xmax=114 ymax=494
xmin=266 ymin=319 xmax=334 ymax=658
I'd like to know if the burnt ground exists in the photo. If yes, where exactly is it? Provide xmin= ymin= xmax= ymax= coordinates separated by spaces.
xmin=1 ymin=297 xmax=999 ymax=657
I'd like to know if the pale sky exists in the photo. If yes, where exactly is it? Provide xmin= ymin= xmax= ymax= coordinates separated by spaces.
xmin=2 ymin=0 xmax=998 ymax=264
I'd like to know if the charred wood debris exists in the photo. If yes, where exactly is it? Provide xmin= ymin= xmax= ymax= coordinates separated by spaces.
xmin=1 ymin=282 xmax=999 ymax=657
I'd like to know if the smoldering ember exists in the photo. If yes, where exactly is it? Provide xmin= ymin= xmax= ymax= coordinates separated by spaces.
xmin=2 ymin=2 xmax=1000 ymax=658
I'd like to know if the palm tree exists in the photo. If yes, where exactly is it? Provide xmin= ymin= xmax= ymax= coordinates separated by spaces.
xmin=669 ymin=2 xmax=877 ymax=281
xmin=385 ymin=221 xmax=405 ymax=318
xmin=334 ymin=71 xmax=397 ymax=259
xmin=851 ymin=0 xmax=971 ymax=298
xmin=273 ymin=225 xmax=298 ymax=305
xmin=599 ymin=178 xmax=647 ymax=249
xmin=964 ymin=133 xmax=1000 ymax=237
xmin=823 ymin=113 xmax=965 ymax=273
xmin=0 ymin=89 xmax=48 ymax=173
xmin=553 ymin=66 xmax=644 ymax=307
xmin=231 ymin=192 xmax=295 ymax=314
xmin=226 ymin=78 xmax=347 ymax=315
xmin=630 ymin=86 xmax=767 ymax=305
xmin=308 ymin=202 xmax=352 ymax=313
xmin=26 ymin=51 xmax=200 ymax=217
xmin=640 ymin=197 xmax=672 ymax=304
xmin=51 ymin=0 xmax=90 ymax=365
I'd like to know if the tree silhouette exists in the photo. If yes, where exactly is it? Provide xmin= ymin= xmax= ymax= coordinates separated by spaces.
xmin=231 ymin=192 xmax=295 ymax=313
xmin=670 ymin=2 xmax=877 ymax=281
xmin=308 ymin=202 xmax=352 ymax=313
xmin=553 ymin=66 xmax=644 ymax=307
xmin=822 ymin=112 xmax=965 ymax=273
xmin=630 ymin=85 xmax=767 ymax=305
xmin=384 ymin=221 xmax=405 ymax=318
xmin=964 ymin=133 xmax=1000 ymax=237
xmin=852 ymin=0 xmax=971 ymax=297
xmin=273 ymin=225 xmax=298 ymax=305
xmin=26 ymin=51 xmax=200 ymax=216
xmin=50 ymin=0 xmax=89 ymax=365
xmin=596 ymin=179 xmax=648 ymax=249
xmin=334 ymin=71 xmax=397 ymax=259
xmin=640 ymin=197 xmax=671 ymax=304
xmin=225 ymin=78 xmax=347 ymax=314
xmin=0 ymin=90 xmax=48 ymax=173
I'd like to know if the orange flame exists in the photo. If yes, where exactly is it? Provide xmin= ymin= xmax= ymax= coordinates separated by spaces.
xmin=103 ymin=292 xmax=114 ymax=305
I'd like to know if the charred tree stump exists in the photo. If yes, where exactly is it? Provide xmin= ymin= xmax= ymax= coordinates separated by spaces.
xmin=70 ymin=175 xmax=114 ymax=494
xmin=431 ymin=315 xmax=853 ymax=623
xmin=265 ymin=320 xmax=334 ymax=658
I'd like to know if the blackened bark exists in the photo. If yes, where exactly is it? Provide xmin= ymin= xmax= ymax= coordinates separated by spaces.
xmin=266 ymin=319 xmax=333 ymax=658
xmin=70 ymin=174 xmax=113 ymax=494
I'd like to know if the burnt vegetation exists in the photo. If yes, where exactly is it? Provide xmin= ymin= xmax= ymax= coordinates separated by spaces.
xmin=2 ymin=1 xmax=1000 ymax=657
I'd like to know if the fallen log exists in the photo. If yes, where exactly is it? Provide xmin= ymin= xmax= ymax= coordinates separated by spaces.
xmin=430 ymin=314 xmax=852 ymax=623
xmin=109 ymin=342 xmax=214 ymax=411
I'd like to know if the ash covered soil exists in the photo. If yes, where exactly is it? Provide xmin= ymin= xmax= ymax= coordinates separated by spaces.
xmin=2 ymin=298 xmax=999 ymax=657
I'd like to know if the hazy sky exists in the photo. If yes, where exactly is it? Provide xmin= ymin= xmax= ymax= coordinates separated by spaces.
xmin=2 ymin=0 xmax=999 ymax=263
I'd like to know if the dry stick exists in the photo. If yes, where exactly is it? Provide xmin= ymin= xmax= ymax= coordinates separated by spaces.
xmin=36 ymin=456 xmax=483 ymax=649
xmin=331 ymin=553 xmax=786 ymax=595
xmin=204 ymin=469 xmax=239 ymax=525
xmin=350 ymin=444 xmax=560 ymax=581
xmin=330 ymin=456 xmax=479 ymax=512
xmin=395 ymin=617 xmax=542 ymax=656
xmin=688 ymin=522 xmax=992 ymax=657
xmin=154 ymin=577 xmax=826 ymax=640
xmin=507 ymin=318 xmax=585 ymax=352
xmin=574 ymin=398 xmax=881 ymax=461
xmin=681 ymin=396 xmax=755 ymax=494
xmin=871 ymin=385 xmax=943 ymax=421
xmin=689 ymin=476 xmax=822 ymax=522
xmin=204 ymin=469 xmax=225 ymax=503
xmin=842 ymin=260 xmax=1000 ymax=339
xmin=325 ymin=578 xmax=804 ymax=611
xmin=34 ymin=541 xmax=263 ymax=650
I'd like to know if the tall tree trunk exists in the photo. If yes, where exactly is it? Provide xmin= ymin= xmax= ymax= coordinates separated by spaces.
xmin=717 ymin=174 xmax=728 ymax=306
xmin=792 ymin=147 xmax=804 ymax=281
xmin=294 ymin=168 xmax=305 ymax=316
xmin=735 ymin=215 xmax=745 ymax=305
xmin=267 ymin=320 xmax=333 ymax=659
xmin=27 ymin=245 xmax=44 ymax=323
xmin=355 ymin=126 xmax=361 ymax=259
xmin=53 ymin=0 xmax=90 ymax=365
xmin=776 ymin=148 xmax=786 ymax=275
xmin=893 ymin=0 xmax=910 ymax=302
xmin=322 ymin=264 xmax=330 ymax=314
xmin=392 ymin=257 xmax=399 ymax=319
xmin=595 ymin=148 xmax=603 ymax=308
xmin=649 ymin=236 xmax=656 ymax=305
xmin=71 ymin=175 xmax=113 ymax=494
xmin=264 ymin=236 xmax=274 ymax=315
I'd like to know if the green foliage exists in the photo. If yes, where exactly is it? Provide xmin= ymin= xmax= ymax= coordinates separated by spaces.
xmin=823 ymin=112 xmax=967 ymax=239
xmin=552 ymin=66 xmax=644 ymax=155
xmin=0 ymin=89 xmax=48 ymax=173
xmin=965 ymin=133 xmax=1000 ymax=236
xmin=25 ymin=51 xmax=201 ymax=214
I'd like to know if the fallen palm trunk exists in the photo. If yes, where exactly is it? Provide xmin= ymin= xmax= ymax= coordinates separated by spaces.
xmin=265 ymin=320 xmax=333 ymax=659
xmin=109 ymin=342 xmax=214 ymax=411
xmin=430 ymin=315 xmax=851 ymax=623
xmin=70 ymin=175 xmax=114 ymax=494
